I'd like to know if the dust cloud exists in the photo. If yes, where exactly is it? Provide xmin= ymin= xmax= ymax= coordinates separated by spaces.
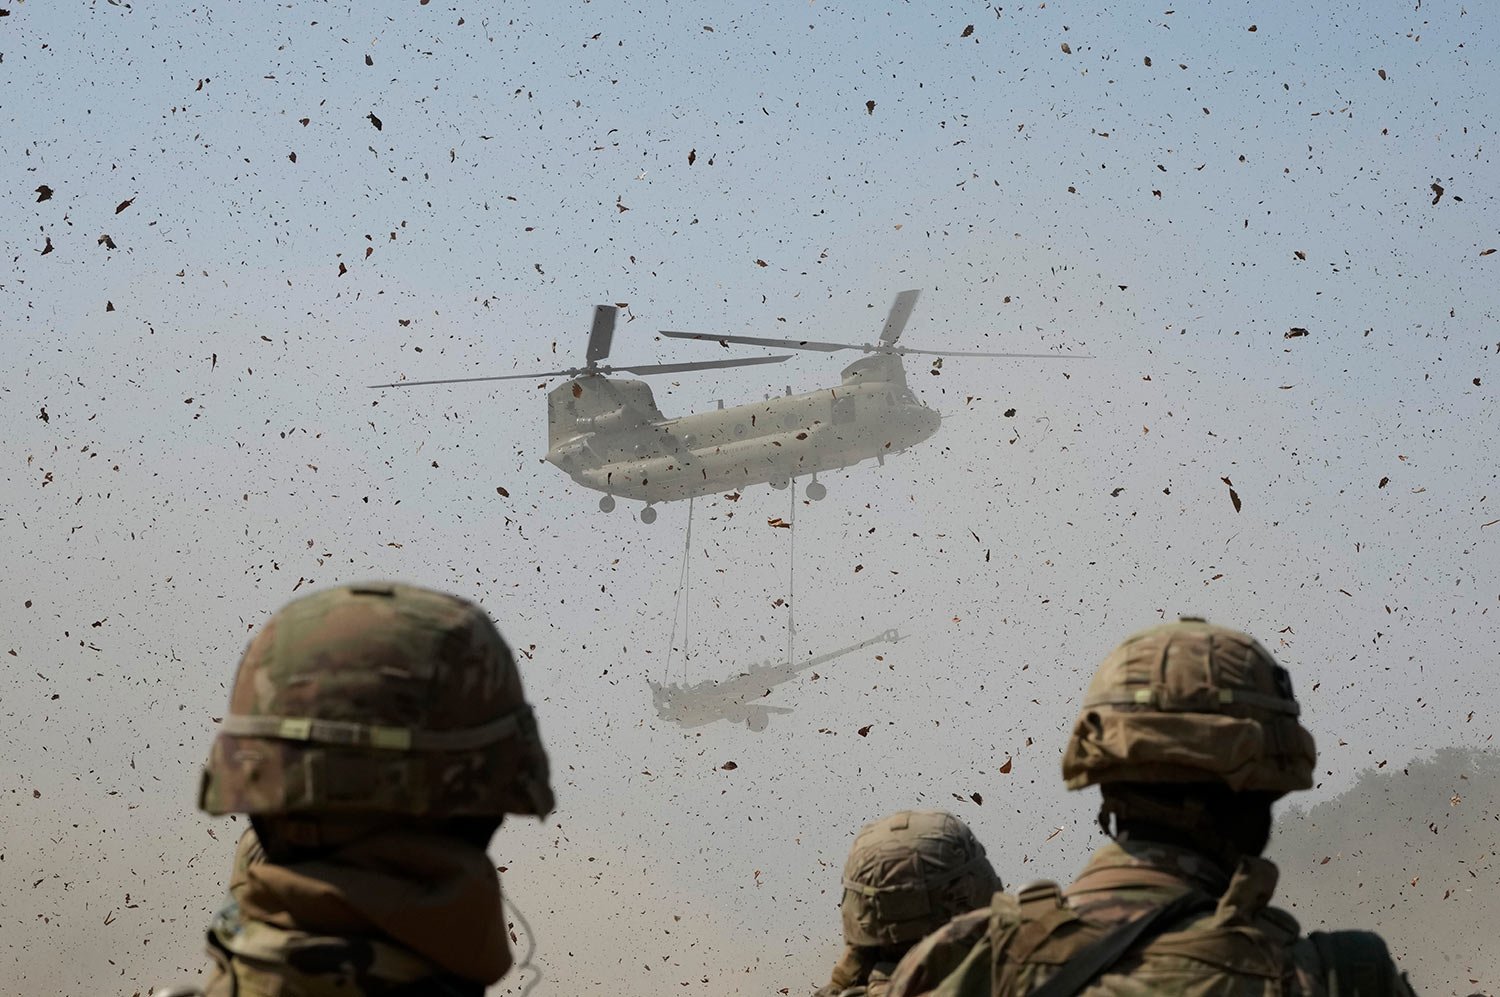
xmin=1274 ymin=747 xmax=1500 ymax=991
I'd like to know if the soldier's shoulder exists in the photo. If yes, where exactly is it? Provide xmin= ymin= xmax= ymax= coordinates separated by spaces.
xmin=885 ymin=907 xmax=992 ymax=997
xmin=1289 ymin=928 xmax=1416 ymax=997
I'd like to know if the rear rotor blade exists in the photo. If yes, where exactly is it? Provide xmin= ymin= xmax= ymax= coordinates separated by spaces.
xmin=878 ymin=289 xmax=921 ymax=346
xmin=659 ymin=330 xmax=859 ymax=353
xmin=890 ymin=347 xmax=1095 ymax=359
xmin=610 ymin=355 xmax=792 ymax=376
xmin=586 ymin=305 xmax=617 ymax=367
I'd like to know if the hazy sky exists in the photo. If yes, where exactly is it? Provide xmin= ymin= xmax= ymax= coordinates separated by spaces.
xmin=2 ymin=1 xmax=1497 ymax=994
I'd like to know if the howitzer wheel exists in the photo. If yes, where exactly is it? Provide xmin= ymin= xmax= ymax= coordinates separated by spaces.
xmin=640 ymin=505 xmax=658 ymax=524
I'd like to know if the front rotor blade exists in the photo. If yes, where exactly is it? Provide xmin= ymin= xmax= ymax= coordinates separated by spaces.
xmin=892 ymin=347 xmax=1095 ymax=359
xmin=659 ymin=330 xmax=857 ymax=353
xmin=611 ymin=355 xmax=792 ymax=376
xmin=878 ymin=289 xmax=921 ymax=346
xmin=369 ymin=369 xmax=582 ymax=388
xmin=586 ymin=305 xmax=617 ymax=367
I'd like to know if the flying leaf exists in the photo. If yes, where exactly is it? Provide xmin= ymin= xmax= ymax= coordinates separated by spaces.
xmin=865 ymin=99 xmax=876 ymax=115
xmin=961 ymin=24 xmax=974 ymax=37
xmin=999 ymin=757 xmax=1013 ymax=774
xmin=115 ymin=197 xmax=135 ymax=214
xmin=35 ymin=185 xmax=53 ymax=202
xmin=496 ymin=486 xmax=510 ymax=498
xmin=368 ymin=112 xmax=383 ymax=130
xmin=720 ymin=761 xmax=737 ymax=770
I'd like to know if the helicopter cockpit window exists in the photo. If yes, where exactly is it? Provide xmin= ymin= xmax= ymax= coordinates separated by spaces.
xmin=832 ymin=395 xmax=857 ymax=424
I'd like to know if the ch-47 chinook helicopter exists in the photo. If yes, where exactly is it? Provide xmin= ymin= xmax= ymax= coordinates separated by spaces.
xmin=372 ymin=290 xmax=1082 ymax=521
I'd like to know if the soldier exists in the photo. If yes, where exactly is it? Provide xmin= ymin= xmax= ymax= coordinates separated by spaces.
xmin=814 ymin=810 xmax=1002 ymax=997
xmin=154 ymin=582 xmax=553 ymax=997
xmin=886 ymin=617 xmax=1415 ymax=997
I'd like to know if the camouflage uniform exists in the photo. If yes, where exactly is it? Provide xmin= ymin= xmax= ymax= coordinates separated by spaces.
xmin=815 ymin=810 xmax=1002 ymax=997
xmin=154 ymin=582 xmax=552 ymax=997
xmin=885 ymin=618 xmax=1415 ymax=997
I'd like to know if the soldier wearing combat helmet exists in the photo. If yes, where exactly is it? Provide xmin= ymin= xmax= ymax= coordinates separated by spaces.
xmin=814 ymin=810 xmax=1002 ymax=997
xmin=154 ymin=582 xmax=552 ymax=997
xmin=886 ymin=617 xmax=1416 ymax=997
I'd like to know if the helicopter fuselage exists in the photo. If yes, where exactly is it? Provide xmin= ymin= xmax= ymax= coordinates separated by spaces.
xmin=544 ymin=368 xmax=939 ymax=503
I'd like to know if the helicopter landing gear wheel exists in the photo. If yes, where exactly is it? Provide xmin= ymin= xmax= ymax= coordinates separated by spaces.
xmin=599 ymin=495 xmax=616 ymax=513
xmin=806 ymin=480 xmax=827 ymax=501
xmin=770 ymin=478 xmax=790 ymax=490
xmin=640 ymin=505 xmax=658 ymax=525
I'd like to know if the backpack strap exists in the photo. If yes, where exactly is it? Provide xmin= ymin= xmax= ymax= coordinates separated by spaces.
xmin=987 ymin=883 xmax=1076 ymax=997
xmin=1308 ymin=931 xmax=1403 ymax=997
xmin=1015 ymin=889 xmax=1217 ymax=997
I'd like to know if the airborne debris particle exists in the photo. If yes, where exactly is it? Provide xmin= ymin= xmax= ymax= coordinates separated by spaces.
xmin=367 ymin=112 xmax=383 ymax=130
xmin=1221 ymin=477 xmax=1242 ymax=513
xmin=865 ymin=100 xmax=876 ymax=115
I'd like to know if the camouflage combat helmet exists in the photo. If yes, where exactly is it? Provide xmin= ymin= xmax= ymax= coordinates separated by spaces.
xmin=1062 ymin=616 xmax=1316 ymax=795
xmin=199 ymin=582 xmax=553 ymax=819
xmin=840 ymin=810 xmax=1001 ymax=947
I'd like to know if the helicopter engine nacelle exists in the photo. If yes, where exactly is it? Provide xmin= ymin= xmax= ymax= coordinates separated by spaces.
xmin=840 ymin=353 xmax=907 ymax=386
xmin=548 ymin=377 xmax=664 ymax=449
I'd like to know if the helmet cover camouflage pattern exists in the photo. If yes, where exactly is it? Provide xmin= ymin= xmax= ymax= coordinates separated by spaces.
xmin=1062 ymin=617 xmax=1316 ymax=795
xmin=839 ymin=810 xmax=1001 ymax=948
xmin=199 ymin=582 xmax=553 ymax=819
